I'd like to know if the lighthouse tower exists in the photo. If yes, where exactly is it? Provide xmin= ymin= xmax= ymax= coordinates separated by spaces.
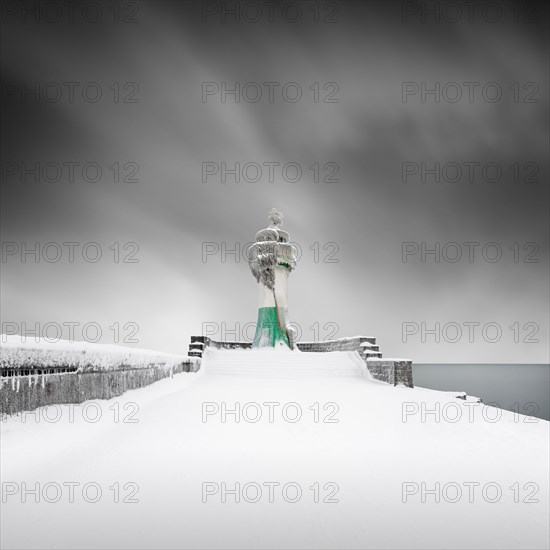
xmin=248 ymin=208 xmax=298 ymax=349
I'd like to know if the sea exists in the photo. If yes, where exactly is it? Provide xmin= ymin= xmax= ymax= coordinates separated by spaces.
xmin=413 ymin=364 xmax=550 ymax=421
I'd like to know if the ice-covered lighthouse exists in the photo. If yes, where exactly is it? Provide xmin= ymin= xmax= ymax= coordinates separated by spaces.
xmin=248 ymin=208 xmax=298 ymax=349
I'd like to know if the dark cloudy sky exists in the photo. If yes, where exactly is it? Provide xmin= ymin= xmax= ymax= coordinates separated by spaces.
xmin=1 ymin=0 xmax=548 ymax=363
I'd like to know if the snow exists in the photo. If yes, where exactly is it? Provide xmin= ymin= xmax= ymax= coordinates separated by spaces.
xmin=202 ymin=348 xmax=366 ymax=377
xmin=0 ymin=335 xmax=196 ymax=372
xmin=1 ymin=347 xmax=548 ymax=549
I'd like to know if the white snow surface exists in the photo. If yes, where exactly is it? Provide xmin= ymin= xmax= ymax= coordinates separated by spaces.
xmin=1 ymin=347 xmax=548 ymax=549
xmin=0 ymin=335 xmax=196 ymax=371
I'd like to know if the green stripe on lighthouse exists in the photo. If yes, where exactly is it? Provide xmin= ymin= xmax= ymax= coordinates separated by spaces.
xmin=252 ymin=307 xmax=290 ymax=348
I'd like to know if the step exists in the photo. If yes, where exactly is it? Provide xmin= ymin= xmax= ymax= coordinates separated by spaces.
xmin=201 ymin=348 xmax=369 ymax=378
xmin=361 ymin=344 xmax=380 ymax=352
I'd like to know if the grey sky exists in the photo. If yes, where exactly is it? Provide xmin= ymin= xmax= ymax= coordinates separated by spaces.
xmin=1 ymin=1 xmax=548 ymax=363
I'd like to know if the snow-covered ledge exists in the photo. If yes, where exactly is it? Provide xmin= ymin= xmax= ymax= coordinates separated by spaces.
xmin=0 ymin=336 xmax=198 ymax=417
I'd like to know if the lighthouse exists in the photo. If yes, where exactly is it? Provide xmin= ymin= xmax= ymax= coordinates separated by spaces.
xmin=248 ymin=208 xmax=298 ymax=349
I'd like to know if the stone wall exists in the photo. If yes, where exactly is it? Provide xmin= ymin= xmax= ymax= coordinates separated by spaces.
xmin=189 ymin=335 xmax=413 ymax=387
xmin=0 ymin=361 xmax=196 ymax=417
xmin=189 ymin=336 xmax=378 ymax=355
xmin=297 ymin=336 xmax=376 ymax=352
xmin=366 ymin=359 xmax=414 ymax=387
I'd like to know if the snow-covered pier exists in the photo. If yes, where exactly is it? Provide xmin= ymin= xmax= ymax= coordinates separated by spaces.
xmin=1 ymin=347 xmax=548 ymax=549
